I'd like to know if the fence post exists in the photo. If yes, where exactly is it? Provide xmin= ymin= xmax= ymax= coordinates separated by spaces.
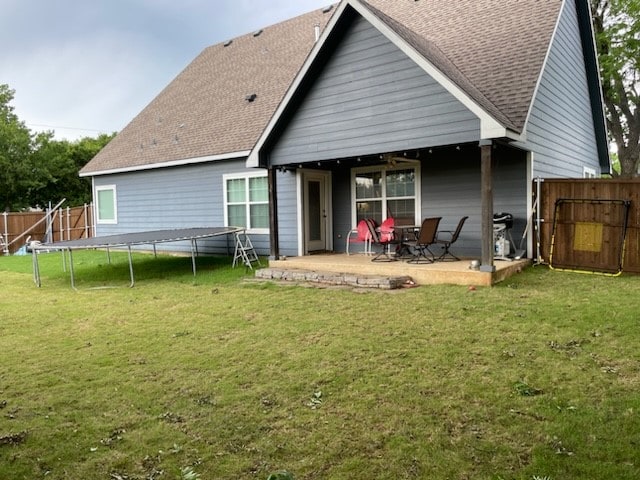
xmin=2 ymin=211 xmax=8 ymax=255
xmin=46 ymin=202 xmax=52 ymax=243
xmin=83 ymin=203 xmax=89 ymax=238
xmin=59 ymin=208 xmax=64 ymax=241
xmin=66 ymin=206 xmax=71 ymax=240
xmin=91 ymin=202 xmax=95 ymax=237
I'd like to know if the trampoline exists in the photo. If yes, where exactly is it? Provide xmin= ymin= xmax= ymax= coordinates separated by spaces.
xmin=31 ymin=227 xmax=245 ymax=288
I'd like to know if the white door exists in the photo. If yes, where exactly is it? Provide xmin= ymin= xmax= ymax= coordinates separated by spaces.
xmin=303 ymin=172 xmax=331 ymax=253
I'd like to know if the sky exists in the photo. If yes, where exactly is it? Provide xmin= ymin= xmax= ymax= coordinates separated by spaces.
xmin=0 ymin=0 xmax=333 ymax=141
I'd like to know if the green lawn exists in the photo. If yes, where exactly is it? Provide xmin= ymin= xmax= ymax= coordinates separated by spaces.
xmin=0 ymin=251 xmax=638 ymax=479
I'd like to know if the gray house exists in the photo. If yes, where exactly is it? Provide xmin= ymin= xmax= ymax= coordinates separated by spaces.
xmin=80 ymin=0 xmax=609 ymax=271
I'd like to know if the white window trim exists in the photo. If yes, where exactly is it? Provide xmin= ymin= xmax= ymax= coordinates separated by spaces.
xmin=95 ymin=184 xmax=118 ymax=224
xmin=350 ymin=161 xmax=421 ymax=226
xmin=223 ymin=171 xmax=269 ymax=234
xmin=583 ymin=166 xmax=597 ymax=178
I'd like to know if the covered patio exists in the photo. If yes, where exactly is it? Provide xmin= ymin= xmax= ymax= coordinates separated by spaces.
xmin=266 ymin=253 xmax=531 ymax=287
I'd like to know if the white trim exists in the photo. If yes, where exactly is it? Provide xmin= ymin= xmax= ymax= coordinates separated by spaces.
xmin=247 ymin=0 xmax=518 ymax=168
xmin=522 ymin=0 xmax=566 ymax=133
xmin=95 ymin=184 xmax=118 ymax=224
xmin=583 ymin=166 xmax=597 ymax=178
xmin=350 ymin=160 xmax=421 ymax=226
xmin=81 ymin=150 xmax=251 ymax=177
xmin=350 ymin=2 xmax=508 ymax=140
xmin=296 ymin=171 xmax=304 ymax=256
xmin=526 ymin=151 xmax=534 ymax=258
xmin=90 ymin=177 xmax=97 ymax=236
xmin=302 ymin=170 xmax=333 ymax=254
xmin=222 ymin=171 xmax=269 ymax=234
xmin=247 ymin=1 xmax=350 ymax=168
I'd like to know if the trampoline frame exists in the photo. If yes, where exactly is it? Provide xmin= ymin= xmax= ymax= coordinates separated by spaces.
xmin=31 ymin=227 xmax=244 ymax=288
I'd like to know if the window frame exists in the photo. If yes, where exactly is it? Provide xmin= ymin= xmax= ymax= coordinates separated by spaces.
xmin=223 ymin=171 xmax=269 ymax=234
xmin=95 ymin=184 xmax=118 ymax=224
xmin=583 ymin=166 xmax=597 ymax=178
xmin=350 ymin=161 xmax=421 ymax=226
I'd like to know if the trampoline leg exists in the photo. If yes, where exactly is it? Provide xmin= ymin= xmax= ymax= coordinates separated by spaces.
xmin=127 ymin=245 xmax=135 ymax=288
xmin=106 ymin=248 xmax=111 ymax=264
xmin=68 ymin=249 xmax=77 ymax=290
xmin=153 ymin=243 xmax=157 ymax=258
xmin=190 ymin=239 xmax=197 ymax=276
xmin=32 ymin=249 xmax=41 ymax=287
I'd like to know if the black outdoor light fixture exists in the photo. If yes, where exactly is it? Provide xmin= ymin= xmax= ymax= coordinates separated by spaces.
xmin=245 ymin=93 xmax=257 ymax=102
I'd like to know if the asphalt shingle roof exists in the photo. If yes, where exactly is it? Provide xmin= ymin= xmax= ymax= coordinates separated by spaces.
xmin=81 ymin=0 xmax=563 ymax=175
xmin=81 ymin=7 xmax=336 ymax=174
xmin=363 ymin=0 xmax=562 ymax=132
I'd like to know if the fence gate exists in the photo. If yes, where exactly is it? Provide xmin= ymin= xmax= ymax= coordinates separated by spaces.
xmin=537 ymin=179 xmax=640 ymax=274
xmin=549 ymin=198 xmax=630 ymax=275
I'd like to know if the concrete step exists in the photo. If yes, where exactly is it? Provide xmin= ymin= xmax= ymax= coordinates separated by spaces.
xmin=255 ymin=267 xmax=414 ymax=290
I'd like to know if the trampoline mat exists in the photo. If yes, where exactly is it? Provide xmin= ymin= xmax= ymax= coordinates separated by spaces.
xmin=34 ymin=227 xmax=243 ymax=250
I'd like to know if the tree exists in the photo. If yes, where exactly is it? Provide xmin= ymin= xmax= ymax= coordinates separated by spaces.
xmin=591 ymin=0 xmax=640 ymax=177
xmin=0 ymin=84 xmax=35 ymax=211
xmin=0 ymin=83 xmax=115 ymax=210
xmin=29 ymin=132 xmax=114 ymax=208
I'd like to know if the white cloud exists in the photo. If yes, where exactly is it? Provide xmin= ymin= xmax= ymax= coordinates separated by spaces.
xmin=1 ymin=0 xmax=333 ymax=141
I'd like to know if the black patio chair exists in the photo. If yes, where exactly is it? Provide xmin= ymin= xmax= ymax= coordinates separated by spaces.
xmin=435 ymin=216 xmax=468 ymax=261
xmin=405 ymin=217 xmax=442 ymax=263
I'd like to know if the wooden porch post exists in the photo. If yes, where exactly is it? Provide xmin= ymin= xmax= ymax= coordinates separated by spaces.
xmin=479 ymin=140 xmax=495 ymax=272
xmin=268 ymin=166 xmax=280 ymax=260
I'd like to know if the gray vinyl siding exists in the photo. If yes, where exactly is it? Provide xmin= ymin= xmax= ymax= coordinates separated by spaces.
xmin=92 ymin=160 xmax=271 ymax=255
xmin=275 ymin=171 xmax=300 ymax=257
xmin=332 ymin=165 xmax=356 ymax=252
xmin=520 ymin=0 xmax=600 ymax=178
xmin=421 ymin=153 xmax=528 ymax=258
xmin=269 ymin=15 xmax=480 ymax=166
xmin=329 ymin=147 xmax=528 ymax=258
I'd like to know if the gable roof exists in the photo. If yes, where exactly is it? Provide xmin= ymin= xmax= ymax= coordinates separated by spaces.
xmin=80 ymin=6 xmax=336 ymax=176
xmin=83 ymin=0 xmax=597 ymax=176
xmin=363 ymin=0 xmax=563 ymax=132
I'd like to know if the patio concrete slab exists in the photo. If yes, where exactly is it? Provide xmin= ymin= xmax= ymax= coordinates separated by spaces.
xmin=266 ymin=254 xmax=531 ymax=286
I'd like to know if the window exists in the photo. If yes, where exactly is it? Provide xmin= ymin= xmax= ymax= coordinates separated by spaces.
xmin=223 ymin=173 xmax=269 ymax=232
xmin=583 ymin=166 xmax=597 ymax=178
xmin=95 ymin=185 xmax=117 ymax=224
xmin=352 ymin=164 xmax=419 ymax=225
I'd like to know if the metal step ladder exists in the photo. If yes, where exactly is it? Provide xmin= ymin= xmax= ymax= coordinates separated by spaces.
xmin=233 ymin=231 xmax=261 ymax=269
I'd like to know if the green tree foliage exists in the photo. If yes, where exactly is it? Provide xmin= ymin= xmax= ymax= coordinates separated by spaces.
xmin=0 ymin=84 xmax=35 ymax=211
xmin=29 ymin=132 xmax=114 ymax=208
xmin=592 ymin=0 xmax=640 ymax=177
xmin=0 ymin=83 xmax=115 ymax=211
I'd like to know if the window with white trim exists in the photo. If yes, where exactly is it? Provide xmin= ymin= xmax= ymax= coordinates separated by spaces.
xmin=95 ymin=185 xmax=117 ymax=224
xmin=223 ymin=173 xmax=269 ymax=232
xmin=583 ymin=166 xmax=597 ymax=178
xmin=352 ymin=164 xmax=419 ymax=225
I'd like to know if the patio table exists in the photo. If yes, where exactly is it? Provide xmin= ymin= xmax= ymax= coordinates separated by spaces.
xmin=393 ymin=225 xmax=419 ymax=259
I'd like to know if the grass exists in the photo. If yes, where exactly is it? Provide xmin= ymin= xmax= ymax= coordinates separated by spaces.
xmin=0 ymin=250 xmax=639 ymax=479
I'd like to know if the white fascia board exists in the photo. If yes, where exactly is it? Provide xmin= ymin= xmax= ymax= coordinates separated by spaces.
xmin=522 ymin=0 xmax=565 ymax=134
xmin=247 ymin=0 xmax=521 ymax=169
xmin=350 ymin=0 xmax=512 ymax=141
xmin=246 ymin=1 xmax=351 ymax=168
xmin=80 ymin=150 xmax=251 ymax=177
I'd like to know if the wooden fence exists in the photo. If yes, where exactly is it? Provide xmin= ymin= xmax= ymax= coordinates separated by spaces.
xmin=536 ymin=179 xmax=640 ymax=274
xmin=1 ymin=204 xmax=93 ymax=255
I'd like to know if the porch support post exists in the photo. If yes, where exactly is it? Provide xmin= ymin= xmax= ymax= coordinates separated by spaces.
xmin=268 ymin=166 xmax=280 ymax=260
xmin=479 ymin=139 xmax=495 ymax=272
